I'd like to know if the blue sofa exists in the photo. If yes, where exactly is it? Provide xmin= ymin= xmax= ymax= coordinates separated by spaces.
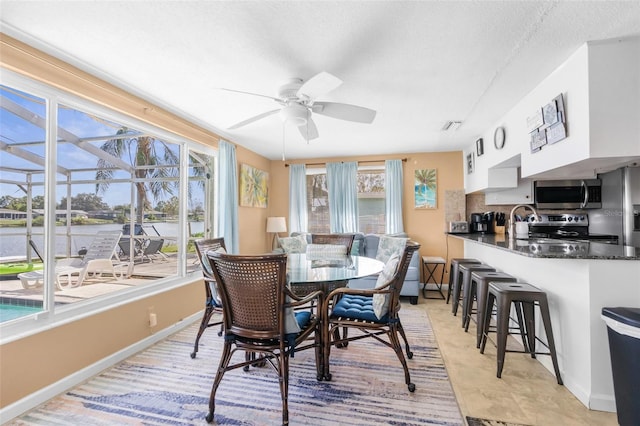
xmin=347 ymin=233 xmax=421 ymax=305
xmin=287 ymin=232 xmax=421 ymax=304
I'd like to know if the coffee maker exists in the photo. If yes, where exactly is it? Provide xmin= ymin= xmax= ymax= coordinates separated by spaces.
xmin=483 ymin=212 xmax=495 ymax=234
xmin=470 ymin=212 xmax=495 ymax=234
xmin=470 ymin=213 xmax=486 ymax=233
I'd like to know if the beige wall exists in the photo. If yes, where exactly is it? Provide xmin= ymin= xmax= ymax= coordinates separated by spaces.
xmin=0 ymin=33 xmax=273 ymax=408
xmin=0 ymin=281 xmax=202 ymax=406
xmin=269 ymin=152 xmax=465 ymax=270
xmin=0 ymin=33 xmax=464 ymax=410
xmin=236 ymin=145 xmax=273 ymax=254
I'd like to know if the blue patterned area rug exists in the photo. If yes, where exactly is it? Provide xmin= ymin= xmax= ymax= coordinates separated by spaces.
xmin=12 ymin=305 xmax=463 ymax=425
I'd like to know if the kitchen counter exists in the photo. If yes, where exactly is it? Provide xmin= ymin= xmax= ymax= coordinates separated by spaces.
xmin=448 ymin=233 xmax=639 ymax=260
xmin=450 ymin=232 xmax=640 ymax=413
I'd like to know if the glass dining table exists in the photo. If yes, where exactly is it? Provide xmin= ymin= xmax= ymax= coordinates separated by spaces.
xmin=287 ymin=253 xmax=384 ymax=297
xmin=286 ymin=253 xmax=384 ymax=380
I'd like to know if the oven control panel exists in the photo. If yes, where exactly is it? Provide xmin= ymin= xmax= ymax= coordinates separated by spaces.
xmin=534 ymin=214 xmax=588 ymax=227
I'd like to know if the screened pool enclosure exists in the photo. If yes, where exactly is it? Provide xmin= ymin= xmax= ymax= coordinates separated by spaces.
xmin=0 ymin=80 xmax=217 ymax=323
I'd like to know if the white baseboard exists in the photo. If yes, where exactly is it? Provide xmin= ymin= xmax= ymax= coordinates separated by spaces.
xmin=0 ymin=313 xmax=200 ymax=423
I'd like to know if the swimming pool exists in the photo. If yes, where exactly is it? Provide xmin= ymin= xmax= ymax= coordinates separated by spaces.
xmin=0 ymin=302 xmax=43 ymax=323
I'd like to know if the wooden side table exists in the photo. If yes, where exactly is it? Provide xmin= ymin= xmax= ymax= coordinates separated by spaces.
xmin=422 ymin=256 xmax=446 ymax=299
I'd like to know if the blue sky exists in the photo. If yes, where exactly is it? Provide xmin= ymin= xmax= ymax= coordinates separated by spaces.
xmin=1 ymin=85 xmax=192 ymax=209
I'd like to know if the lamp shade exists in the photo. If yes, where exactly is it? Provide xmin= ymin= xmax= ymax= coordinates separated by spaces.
xmin=266 ymin=217 xmax=287 ymax=233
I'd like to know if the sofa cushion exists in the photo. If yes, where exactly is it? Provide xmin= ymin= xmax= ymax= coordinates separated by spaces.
xmin=279 ymin=234 xmax=307 ymax=253
xmin=375 ymin=236 xmax=408 ymax=263
xmin=372 ymin=253 xmax=401 ymax=319
xmin=350 ymin=239 xmax=361 ymax=256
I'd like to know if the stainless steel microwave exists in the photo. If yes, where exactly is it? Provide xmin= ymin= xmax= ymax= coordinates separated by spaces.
xmin=534 ymin=179 xmax=602 ymax=209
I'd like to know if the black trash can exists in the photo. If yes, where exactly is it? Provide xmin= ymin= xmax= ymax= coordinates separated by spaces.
xmin=601 ymin=307 xmax=640 ymax=426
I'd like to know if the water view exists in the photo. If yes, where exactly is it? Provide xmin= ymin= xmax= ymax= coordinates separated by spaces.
xmin=0 ymin=222 xmax=205 ymax=258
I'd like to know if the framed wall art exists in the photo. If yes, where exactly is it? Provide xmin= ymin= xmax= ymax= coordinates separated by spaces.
xmin=239 ymin=163 xmax=268 ymax=208
xmin=414 ymin=168 xmax=437 ymax=209
xmin=527 ymin=93 xmax=567 ymax=152
xmin=476 ymin=138 xmax=484 ymax=156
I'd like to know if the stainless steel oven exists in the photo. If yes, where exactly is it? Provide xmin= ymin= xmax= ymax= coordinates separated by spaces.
xmin=534 ymin=179 xmax=602 ymax=209
xmin=529 ymin=213 xmax=619 ymax=244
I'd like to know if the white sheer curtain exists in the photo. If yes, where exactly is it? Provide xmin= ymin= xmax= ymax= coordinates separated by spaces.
xmin=288 ymin=164 xmax=308 ymax=233
xmin=327 ymin=161 xmax=358 ymax=233
xmin=385 ymin=159 xmax=404 ymax=233
xmin=216 ymin=141 xmax=239 ymax=253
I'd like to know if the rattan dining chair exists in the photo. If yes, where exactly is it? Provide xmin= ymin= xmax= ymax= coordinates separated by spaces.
xmin=204 ymin=251 xmax=324 ymax=426
xmin=322 ymin=241 xmax=421 ymax=391
xmin=191 ymin=237 xmax=226 ymax=359
xmin=310 ymin=233 xmax=356 ymax=254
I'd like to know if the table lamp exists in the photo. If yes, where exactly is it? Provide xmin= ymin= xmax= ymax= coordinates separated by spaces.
xmin=266 ymin=216 xmax=287 ymax=250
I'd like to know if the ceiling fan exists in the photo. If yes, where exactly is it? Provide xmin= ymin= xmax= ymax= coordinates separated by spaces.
xmin=221 ymin=71 xmax=376 ymax=141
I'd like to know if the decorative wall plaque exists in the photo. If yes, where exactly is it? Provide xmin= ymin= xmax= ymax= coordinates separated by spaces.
xmin=528 ymin=93 xmax=567 ymax=153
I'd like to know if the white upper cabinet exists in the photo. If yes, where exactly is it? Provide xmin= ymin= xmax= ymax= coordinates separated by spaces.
xmin=465 ymin=37 xmax=640 ymax=193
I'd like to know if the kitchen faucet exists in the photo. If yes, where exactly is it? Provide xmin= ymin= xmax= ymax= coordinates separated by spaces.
xmin=509 ymin=204 xmax=540 ymax=239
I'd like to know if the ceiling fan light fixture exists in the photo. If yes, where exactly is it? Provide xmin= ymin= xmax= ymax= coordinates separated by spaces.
xmin=280 ymin=104 xmax=308 ymax=125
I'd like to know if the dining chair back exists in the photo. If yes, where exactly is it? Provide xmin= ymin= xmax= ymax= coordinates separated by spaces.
xmin=323 ymin=241 xmax=421 ymax=391
xmin=204 ymin=251 xmax=323 ymax=425
xmin=191 ymin=237 xmax=226 ymax=359
xmin=311 ymin=233 xmax=356 ymax=254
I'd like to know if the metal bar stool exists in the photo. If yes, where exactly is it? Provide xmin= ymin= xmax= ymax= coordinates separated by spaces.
xmin=465 ymin=271 xmax=517 ymax=348
xmin=422 ymin=256 xmax=446 ymax=299
xmin=458 ymin=263 xmax=495 ymax=320
xmin=480 ymin=281 xmax=563 ymax=385
xmin=447 ymin=258 xmax=481 ymax=308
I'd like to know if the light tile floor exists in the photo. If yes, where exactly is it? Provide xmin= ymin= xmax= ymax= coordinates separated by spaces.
xmin=420 ymin=293 xmax=618 ymax=426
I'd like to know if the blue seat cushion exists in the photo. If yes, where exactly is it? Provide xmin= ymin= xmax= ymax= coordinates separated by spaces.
xmin=331 ymin=294 xmax=388 ymax=323
xmin=295 ymin=311 xmax=311 ymax=329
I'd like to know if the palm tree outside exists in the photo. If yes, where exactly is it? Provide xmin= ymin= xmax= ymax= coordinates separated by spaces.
xmin=95 ymin=127 xmax=180 ymax=223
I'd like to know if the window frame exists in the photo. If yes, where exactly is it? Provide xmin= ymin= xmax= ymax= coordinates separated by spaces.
xmin=304 ymin=165 xmax=386 ymax=234
xmin=0 ymin=69 xmax=217 ymax=342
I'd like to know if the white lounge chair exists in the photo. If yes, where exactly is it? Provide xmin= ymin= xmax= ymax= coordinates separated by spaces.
xmin=18 ymin=231 xmax=124 ymax=290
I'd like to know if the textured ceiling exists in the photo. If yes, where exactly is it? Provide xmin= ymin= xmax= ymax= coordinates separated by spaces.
xmin=2 ymin=1 xmax=640 ymax=160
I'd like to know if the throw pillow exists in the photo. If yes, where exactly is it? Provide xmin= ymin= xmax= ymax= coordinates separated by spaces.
xmin=284 ymin=295 xmax=301 ymax=334
xmin=279 ymin=234 xmax=307 ymax=254
xmin=201 ymin=246 xmax=226 ymax=276
xmin=372 ymin=253 xmax=401 ymax=320
xmin=375 ymin=236 xmax=408 ymax=263
xmin=350 ymin=240 xmax=360 ymax=255
xmin=202 ymin=247 xmax=226 ymax=300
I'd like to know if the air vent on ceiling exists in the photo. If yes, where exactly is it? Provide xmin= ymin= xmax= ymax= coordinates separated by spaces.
xmin=442 ymin=121 xmax=462 ymax=131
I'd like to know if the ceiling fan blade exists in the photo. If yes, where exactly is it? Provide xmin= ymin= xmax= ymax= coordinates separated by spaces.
xmin=313 ymin=102 xmax=377 ymax=124
xmin=218 ymin=87 xmax=283 ymax=103
xmin=297 ymin=117 xmax=319 ymax=141
xmin=297 ymin=71 xmax=343 ymax=100
xmin=228 ymin=109 xmax=280 ymax=129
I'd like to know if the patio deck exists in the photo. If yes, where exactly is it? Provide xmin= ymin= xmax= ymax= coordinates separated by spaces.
xmin=0 ymin=253 xmax=202 ymax=306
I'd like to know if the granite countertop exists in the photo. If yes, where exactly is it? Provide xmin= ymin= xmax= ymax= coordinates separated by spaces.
xmin=448 ymin=233 xmax=640 ymax=260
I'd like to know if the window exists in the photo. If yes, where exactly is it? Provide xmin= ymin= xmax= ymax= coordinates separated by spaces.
xmin=357 ymin=167 xmax=385 ymax=234
xmin=305 ymin=166 xmax=385 ymax=234
xmin=0 ymin=75 xmax=216 ymax=327
xmin=306 ymin=170 xmax=329 ymax=233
